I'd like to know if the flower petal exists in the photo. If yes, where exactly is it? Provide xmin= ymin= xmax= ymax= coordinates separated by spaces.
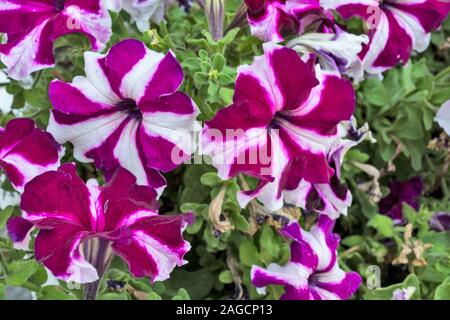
xmin=112 ymin=214 xmax=191 ymax=282
xmin=6 ymin=216 xmax=34 ymax=250
xmin=0 ymin=118 xmax=62 ymax=192
xmin=20 ymin=163 xmax=96 ymax=229
xmin=0 ymin=0 xmax=111 ymax=80
xmin=35 ymin=222 xmax=98 ymax=284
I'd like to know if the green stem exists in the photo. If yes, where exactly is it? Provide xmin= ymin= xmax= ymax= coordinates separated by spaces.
xmin=21 ymin=281 xmax=41 ymax=293
xmin=0 ymin=250 xmax=9 ymax=275
xmin=435 ymin=65 xmax=450 ymax=81
xmin=31 ymin=70 xmax=43 ymax=89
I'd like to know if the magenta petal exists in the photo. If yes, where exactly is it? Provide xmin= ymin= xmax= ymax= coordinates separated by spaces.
xmin=98 ymin=168 xmax=159 ymax=232
xmin=20 ymin=163 xmax=95 ymax=229
xmin=0 ymin=118 xmax=62 ymax=192
xmin=138 ymin=52 xmax=184 ymax=105
xmin=314 ymin=271 xmax=362 ymax=300
xmin=6 ymin=216 xmax=34 ymax=246
xmin=101 ymin=39 xmax=148 ymax=98
xmin=35 ymin=222 xmax=98 ymax=283
xmin=112 ymin=214 xmax=191 ymax=282
xmin=268 ymin=45 xmax=318 ymax=110
xmin=0 ymin=0 xmax=111 ymax=80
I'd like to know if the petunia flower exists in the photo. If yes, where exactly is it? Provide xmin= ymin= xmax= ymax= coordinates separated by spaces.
xmin=251 ymin=216 xmax=361 ymax=300
xmin=104 ymin=0 xmax=169 ymax=31
xmin=201 ymin=44 xmax=355 ymax=213
xmin=0 ymin=118 xmax=63 ymax=192
xmin=379 ymin=177 xmax=423 ymax=224
xmin=282 ymin=119 xmax=374 ymax=219
xmin=13 ymin=163 xmax=191 ymax=284
xmin=0 ymin=0 xmax=112 ymax=80
xmin=321 ymin=0 xmax=450 ymax=76
xmin=47 ymin=39 xmax=199 ymax=194
xmin=429 ymin=212 xmax=450 ymax=232
xmin=244 ymin=0 xmax=324 ymax=42
xmin=287 ymin=23 xmax=369 ymax=82
xmin=435 ymin=100 xmax=450 ymax=135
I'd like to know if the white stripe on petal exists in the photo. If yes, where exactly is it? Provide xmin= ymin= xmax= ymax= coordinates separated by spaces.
xmin=0 ymin=18 xmax=52 ymax=80
xmin=48 ymin=111 xmax=128 ymax=162
xmin=132 ymin=230 xmax=190 ymax=282
xmin=142 ymin=111 xmax=200 ymax=156
xmin=113 ymin=119 xmax=148 ymax=185
xmin=84 ymin=52 xmax=121 ymax=103
xmin=120 ymin=49 xmax=165 ymax=101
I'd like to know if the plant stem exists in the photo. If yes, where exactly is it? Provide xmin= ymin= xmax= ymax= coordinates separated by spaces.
xmin=0 ymin=250 xmax=9 ymax=275
xmin=82 ymin=238 xmax=113 ymax=300
xmin=83 ymin=281 xmax=101 ymax=300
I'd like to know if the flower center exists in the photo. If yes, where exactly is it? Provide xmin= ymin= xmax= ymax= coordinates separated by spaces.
xmin=268 ymin=111 xmax=291 ymax=130
xmin=116 ymin=99 xmax=142 ymax=119
xmin=54 ymin=0 xmax=65 ymax=11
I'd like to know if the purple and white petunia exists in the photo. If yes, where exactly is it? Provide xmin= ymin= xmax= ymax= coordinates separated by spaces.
xmin=0 ymin=0 xmax=112 ymax=80
xmin=429 ymin=212 xmax=450 ymax=232
xmin=251 ymin=216 xmax=361 ymax=300
xmin=287 ymin=23 xmax=369 ymax=82
xmin=47 ymin=39 xmax=200 ymax=194
xmin=202 ymin=44 xmax=355 ymax=213
xmin=244 ymin=0 xmax=324 ymax=42
xmin=103 ymin=0 xmax=168 ymax=32
xmin=0 ymin=118 xmax=63 ymax=192
xmin=321 ymin=0 xmax=450 ymax=75
xmin=15 ymin=163 xmax=191 ymax=283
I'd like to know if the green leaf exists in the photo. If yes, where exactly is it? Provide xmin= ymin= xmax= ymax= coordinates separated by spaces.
xmin=239 ymin=239 xmax=261 ymax=267
xmin=434 ymin=277 xmax=450 ymax=300
xmin=219 ymin=87 xmax=233 ymax=104
xmin=98 ymin=292 xmax=129 ymax=300
xmin=172 ymin=288 xmax=190 ymax=300
xmin=218 ymin=270 xmax=233 ymax=284
xmin=148 ymin=292 xmax=162 ymax=300
xmin=259 ymin=225 xmax=280 ymax=264
xmin=341 ymin=235 xmax=365 ymax=247
xmin=6 ymin=260 xmax=39 ymax=287
xmin=180 ymin=165 xmax=213 ymax=203
xmin=367 ymin=214 xmax=395 ymax=238
xmin=0 ymin=206 xmax=14 ymax=229
xmin=164 ymin=268 xmax=215 ymax=300
xmin=39 ymin=286 xmax=77 ymax=300
xmin=200 ymin=172 xmax=222 ymax=187
xmin=229 ymin=211 xmax=250 ymax=232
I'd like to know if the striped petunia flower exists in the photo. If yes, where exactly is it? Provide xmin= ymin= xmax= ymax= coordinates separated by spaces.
xmin=287 ymin=22 xmax=369 ymax=82
xmin=47 ymin=39 xmax=200 ymax=194
xmin=201 ymin=44 xmax=355 ymax=213
xmin=321 ymin=0 xmax=450 ymax=75
xmin=0 ymin=0 xmax=112 ymax=80
xmin=0 ymin=118 xmax=63 ymax=192
xmin=251 ymin=216 xmax=361 ymax=300
xmin=103 ymin=0 xmax=168 ymax=31
xmin=244 ymin=0 xmax=324 ymax=42
xmin=15 ymin=163 xmax=191 ymax=284
xmin=284 ymin=119 xmax=374 ymax=219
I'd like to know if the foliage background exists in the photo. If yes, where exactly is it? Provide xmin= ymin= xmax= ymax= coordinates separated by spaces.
xmin=0 ymin=1 xmax=449 ymax=300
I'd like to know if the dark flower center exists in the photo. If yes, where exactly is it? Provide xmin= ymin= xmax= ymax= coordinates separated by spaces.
xmin=268 ymin=111 xmax=289 ymax=130
xmin=54 ymin=0 xmax=65 ymax=11
xmin=116 ymin=99 xmax=142 ymax=119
